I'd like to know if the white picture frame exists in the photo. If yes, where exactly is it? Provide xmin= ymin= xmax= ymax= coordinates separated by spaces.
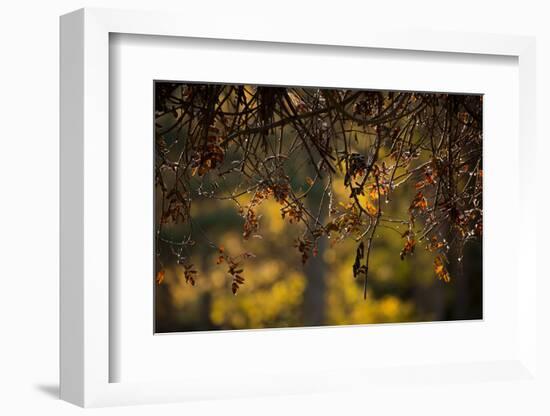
xmin=60 ymin=7 xmax=538 ymax=408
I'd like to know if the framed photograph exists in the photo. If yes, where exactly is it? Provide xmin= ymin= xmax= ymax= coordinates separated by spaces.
xmin=60 ymin=8 xmax=538 ymax=408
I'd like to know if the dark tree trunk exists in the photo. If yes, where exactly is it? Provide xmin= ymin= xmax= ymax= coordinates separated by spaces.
xmin=302 ymin=237 xmax=327 ymax=326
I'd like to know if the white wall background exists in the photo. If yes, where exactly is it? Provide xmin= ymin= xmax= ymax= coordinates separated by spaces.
xmin=0 ymin=1 xmax=548 ymax=415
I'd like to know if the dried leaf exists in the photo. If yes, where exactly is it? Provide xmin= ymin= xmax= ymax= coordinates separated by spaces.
xmin=365 ymin=200 xmax=378 ymax=217
xmin=428 ymin=236 xmax=445 ymax=252
xmin=156 ymin=270 xmax=165 ymax=285
xmin=400 ymin=236 xmax=416 ymax=260
xmin=353 ymin=241 xmax=365 ymax=278
xmin=434 ymin=256 xmax=451 ymax=283
xmin=182 ymin=263 xmax=198 ymax=285
xmin=368 ymin=183 xmax=387 ymax=199
xmin=410 ymin=191 xmax=428 ymax=211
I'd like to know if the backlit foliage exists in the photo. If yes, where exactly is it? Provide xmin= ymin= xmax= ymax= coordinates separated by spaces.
xmin=155 ymin=83 xmax=482 ymax=303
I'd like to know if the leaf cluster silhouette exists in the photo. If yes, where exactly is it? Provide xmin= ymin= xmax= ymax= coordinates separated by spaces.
xmin=155 ymin=83 xmax=482 ymax=298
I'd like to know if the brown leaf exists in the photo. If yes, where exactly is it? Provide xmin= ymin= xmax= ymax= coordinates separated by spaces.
xmin=182 ymin=263 xmax=198 ymax=285
xmin=400 ymin=236 xmax=416 ymax=260
xmin=353 ymin=241 xmax=365 ymax=278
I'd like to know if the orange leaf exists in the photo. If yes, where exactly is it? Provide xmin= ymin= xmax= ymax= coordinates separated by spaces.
xmin=369 ymin=183 xmax=387 ymax=199
xmin=434 ymin=256 xmax=451 ymax=283
xmin=428 ymin=237 xmax=445 ymax=252
xmin=410 ymin=191 xmax=428 ymax=211
xmin=156 ymin=270 xmax=165 ymax=285
xmin=365 ymin=200 xmax=378 ymax=216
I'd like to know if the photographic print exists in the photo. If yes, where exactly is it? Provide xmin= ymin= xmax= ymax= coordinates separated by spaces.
xmin=154 ymin=83 xmax=482 ymax=333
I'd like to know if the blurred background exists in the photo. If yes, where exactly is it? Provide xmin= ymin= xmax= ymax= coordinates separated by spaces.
xmin=155 ymin=148 xmax=482 ymax=333
xmin=155 ymin=84 xmax=482 ymax=332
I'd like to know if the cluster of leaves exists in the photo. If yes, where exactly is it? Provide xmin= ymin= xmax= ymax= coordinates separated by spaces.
xmin=190 ymin=125 xmax=225 ymax=176
xmin=215 ymin=247 xmax=255 ymax=294
xmin=294 ymin=237 xmax=319 ymax=265
xmin=239 ymin=178 xmax=291 ymax=240
xmin=181 ymin=262 xmax=197 ymax=286
xmin=154 ymin=83 xmax=482 ymax=298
